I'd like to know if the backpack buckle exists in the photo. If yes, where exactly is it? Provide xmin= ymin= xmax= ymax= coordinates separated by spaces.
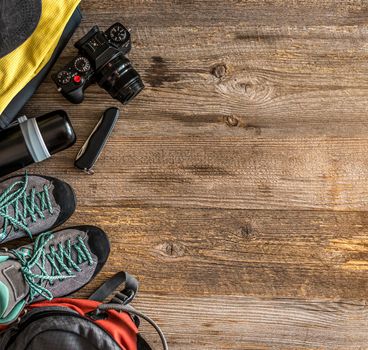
xmin=111 ymin=288 xmax=136 ymax=305
xmin=86 ymin=309 xmax=108 ymax=321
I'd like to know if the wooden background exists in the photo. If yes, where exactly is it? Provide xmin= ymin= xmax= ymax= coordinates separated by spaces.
xmin=15 ymin=0 xmax=368 ymax=348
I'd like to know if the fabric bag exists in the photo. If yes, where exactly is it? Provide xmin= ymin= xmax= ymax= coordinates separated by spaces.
xmin=0 ymin=0 xmax=82 ymax=129
xmin=0 ymin=272 xmax=168 ymax=350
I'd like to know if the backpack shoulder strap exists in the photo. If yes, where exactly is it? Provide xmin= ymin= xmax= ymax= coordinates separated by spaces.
xmin=89 ymin=271 xmax=138 ymax=304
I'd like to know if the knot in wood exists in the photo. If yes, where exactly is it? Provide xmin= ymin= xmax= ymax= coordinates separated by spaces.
xmin=161 ymin=241 xmax=186 ymax=258
xmin=240 ymin=223 xmax=256 ymax=241
xmin=212 ymin=63 xmax=227 ymax=78
xmin=225 ymin=115 xmax=239 ymax=127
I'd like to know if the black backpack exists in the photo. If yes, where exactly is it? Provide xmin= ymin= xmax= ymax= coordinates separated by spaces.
xmin=0 ymin=272 xmax=168 ymax=350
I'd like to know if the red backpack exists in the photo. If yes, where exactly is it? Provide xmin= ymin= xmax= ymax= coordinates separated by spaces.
xmin=0 ymin=272 xmax=168 ymax=350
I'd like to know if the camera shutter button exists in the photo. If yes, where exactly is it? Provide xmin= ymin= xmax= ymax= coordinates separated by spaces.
xmin=73 ymin=75 xmax=82 ymax=83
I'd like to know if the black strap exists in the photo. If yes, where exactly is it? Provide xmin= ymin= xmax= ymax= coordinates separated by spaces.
xmin=137 ymin=334 xmax=154 ymax=350
xmin=89 ymin=271 xmax=139 ymax=304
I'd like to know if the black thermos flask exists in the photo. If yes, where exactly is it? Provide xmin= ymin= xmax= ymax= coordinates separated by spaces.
xmin=0 ymin=110 xmax=76 ymax=178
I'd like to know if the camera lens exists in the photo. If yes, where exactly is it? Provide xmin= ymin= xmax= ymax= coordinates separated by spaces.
xmin=96 ymin=56 xmax=144 ymax=104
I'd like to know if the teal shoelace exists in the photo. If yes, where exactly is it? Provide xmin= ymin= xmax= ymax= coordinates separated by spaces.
xmin=11 ymin=232 xmax=93 ymax=301
xmin=0 ymin=174 xmax=54 ymax=241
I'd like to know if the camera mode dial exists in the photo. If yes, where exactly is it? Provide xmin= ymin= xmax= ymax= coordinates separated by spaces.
xmin=109 ymin=25 xmax=127 ymax=43
xmin=74 ymin=57 xmax=91 ymax=73
xmin=56 ymin=71 xmax=72 ymax=85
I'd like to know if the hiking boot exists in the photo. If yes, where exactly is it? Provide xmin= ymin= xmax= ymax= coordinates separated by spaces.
xmin=0 ymin=226 xmax=110 ymax=324
xmin=0 ymin=173 xmax=76 ymax=243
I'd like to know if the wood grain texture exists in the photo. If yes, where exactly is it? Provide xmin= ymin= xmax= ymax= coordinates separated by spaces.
xmin=66 ymin=207 xmax=368 ymax=300
xmin=11 ymin=0 xmax=368 ymax=348
xmin=24 ymin=137 xmax=368 ymax=210
xmin=133 ymin=294 xmax=368 ymax=350
xmin=24 ymin=0 xmax=368 ymax=211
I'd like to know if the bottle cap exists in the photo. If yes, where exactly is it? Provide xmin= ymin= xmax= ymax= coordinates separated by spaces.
xmin=17 ymin=116 xmax=51 ymax=163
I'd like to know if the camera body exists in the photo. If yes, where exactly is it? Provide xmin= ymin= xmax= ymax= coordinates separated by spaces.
xmin=52 ymin=23 xmax=144 ymax=104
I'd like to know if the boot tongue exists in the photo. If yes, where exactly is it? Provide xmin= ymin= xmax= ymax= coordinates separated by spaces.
xmin=0 ymin=256 xmax=29 ymax=319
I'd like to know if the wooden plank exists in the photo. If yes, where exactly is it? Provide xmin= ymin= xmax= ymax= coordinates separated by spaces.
xmin=64 ymin=207 xmax=368 ymax=300
xmin=20 ymin=136 xmax=368 ymax=210
xmin=132 ymin=294 xmax=368 ymax=350
xmin=79 ymin=1 xmax=368 ymax=28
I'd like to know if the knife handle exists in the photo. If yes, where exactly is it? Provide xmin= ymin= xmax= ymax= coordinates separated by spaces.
xmin=74 ymin=107 xmax=120 ymax=174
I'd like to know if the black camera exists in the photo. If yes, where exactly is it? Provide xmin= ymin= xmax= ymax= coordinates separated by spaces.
xmin=52 ymin=23 xmax=144 ymax=104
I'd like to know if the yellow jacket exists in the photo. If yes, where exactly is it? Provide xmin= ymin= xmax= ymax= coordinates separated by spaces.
xmin=0 ymin=0 xmax=81 ymax=116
